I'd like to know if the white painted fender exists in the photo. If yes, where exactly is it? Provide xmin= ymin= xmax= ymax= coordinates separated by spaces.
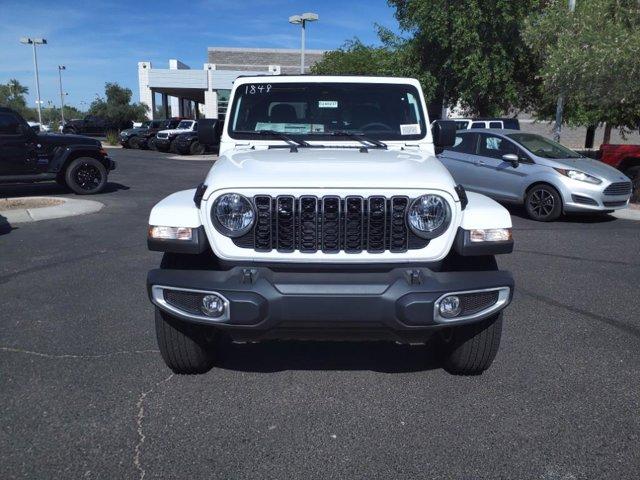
xmin=460 ymin=192 xmax=512 ymax=230
xmin=148 ymin=189 xmax=202 ymax=228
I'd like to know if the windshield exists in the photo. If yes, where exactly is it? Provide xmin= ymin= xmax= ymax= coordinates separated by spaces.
xmin=177 ymin=120 xmax=193 ymax=129
xmin=507 ymin=133 xmax=582 ymax=159
xmin=228 ymin=82 xmax=426 ymax=141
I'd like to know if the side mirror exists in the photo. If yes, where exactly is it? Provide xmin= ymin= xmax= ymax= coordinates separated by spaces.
xmin=431 ymin=120 xmax=457 ymax=149
xmin=198 ymin=119 xmax=222 ymax=146
xmin=502 ymin=153 xmax=519 ymax=168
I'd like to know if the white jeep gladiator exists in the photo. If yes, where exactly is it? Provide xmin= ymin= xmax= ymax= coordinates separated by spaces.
xmin=147 ymin=75 xmax=514 ymax=375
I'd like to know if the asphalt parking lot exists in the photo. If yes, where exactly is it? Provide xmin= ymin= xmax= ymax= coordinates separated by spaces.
xmin=1 ymin=148 xmax=639 ymax=479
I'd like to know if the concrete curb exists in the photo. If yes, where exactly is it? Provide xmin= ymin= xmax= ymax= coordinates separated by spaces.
xmin=0 ymin=196 xmax=104 ymax=224
xmin=101 ymin=144 xmax=122 ymax=149
xmin=612 ymin=207 xmax=640 ymax=221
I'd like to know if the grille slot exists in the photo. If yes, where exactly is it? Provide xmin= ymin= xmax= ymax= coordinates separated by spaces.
xmin=367 ymin=196 xmax=387 ymax=253
xmin=299 ymin=196 xmax=318 ymax=252
xmin=232 ymin=195 xmax=431 ymax=253
xmin=603 ymin=200 xmax=627 ymax=207
xmin=276 ymin=196 xmax=295 ymax=252
xmin=604 ymin=182 xmax=632 ymax=196
xmin=344 ymin=197 xmax=364 ymax=253
xmin=321 ymin=196 xmax=341 ymax=253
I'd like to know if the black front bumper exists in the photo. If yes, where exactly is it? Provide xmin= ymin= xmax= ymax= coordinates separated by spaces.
xmin=147 ymin=267 xmax=514 ymax=342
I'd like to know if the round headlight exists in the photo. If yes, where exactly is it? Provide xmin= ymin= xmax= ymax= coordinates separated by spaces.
xmin=407 ymin=195 xmax=451 ymax=238
xmin=212 ymin=193 xmax=255 ymax=237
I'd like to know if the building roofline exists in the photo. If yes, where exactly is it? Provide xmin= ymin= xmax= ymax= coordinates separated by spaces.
xmin=208 ymin=46 xmax=326 ymax=54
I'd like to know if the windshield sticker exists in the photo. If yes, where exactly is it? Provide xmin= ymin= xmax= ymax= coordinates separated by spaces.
xmin=400 ymin=124 xmax=421 ymax=135
xmin=255 ymin=122 xmax=325 ymax=134
xmin=245 ymin=84 xmax=272 ymax=95
xmin=318 ymin=100 xmax=338 ymax=108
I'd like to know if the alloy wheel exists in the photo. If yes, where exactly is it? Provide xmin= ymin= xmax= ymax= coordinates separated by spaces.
xmin=528 ymin=188 xmax=555 ymax=219
xmin=74 ymin=163 xmax=102 ymax=191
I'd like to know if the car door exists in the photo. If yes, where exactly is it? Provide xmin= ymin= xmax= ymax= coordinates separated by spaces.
xmin=0 ymin=111 xmax=37 ymax=175
xmin=438 ymin=132 xmax=479 ymax=187
xmin=471 ymin=133 xmax=530 ymax=201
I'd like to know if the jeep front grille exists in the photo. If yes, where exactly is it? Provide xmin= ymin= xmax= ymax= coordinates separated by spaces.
xmin=232 ymin=195 xmax=430 ymax=253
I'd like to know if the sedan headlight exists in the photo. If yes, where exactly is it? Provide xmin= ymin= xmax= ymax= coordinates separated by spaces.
xmin=212 ymin=193 xmax=255 ymax=237
xmin=554 ymin=168 xmax=602 ymax=185
xmin=407 ymin=194 xmax=451 ymax=239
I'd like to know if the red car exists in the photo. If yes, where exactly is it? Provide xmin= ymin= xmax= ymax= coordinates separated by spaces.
xmin=598 ymin=144 xmax=640 ymax=201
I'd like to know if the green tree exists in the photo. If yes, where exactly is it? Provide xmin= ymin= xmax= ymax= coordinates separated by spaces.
xmin=89 ymin=82 xmax=148 ymax=130
xmin=0 ymin=79 xmax=34 ymax=118
xmin=388 ymin=0 xmax=545 ymax=116
xmin=524 ymin=0 xmax=640 ymax=143
xmin=311 ymin=34 xmax=438 ymax=102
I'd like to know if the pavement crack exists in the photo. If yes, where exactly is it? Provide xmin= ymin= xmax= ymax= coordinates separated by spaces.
xmin=0 ymin=346 xmax=159 ymax=359
xmin=514 ymin=248 xmax=640 ymax=267
xmin=517 ymin=288 xmax=640 ymax=340
xmin=134 ymin=374 xmax=173 ymax=480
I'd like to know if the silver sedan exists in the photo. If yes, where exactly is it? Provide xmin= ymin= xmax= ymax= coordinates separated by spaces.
xmin=439 ymin=129 xmax=633 ymax=221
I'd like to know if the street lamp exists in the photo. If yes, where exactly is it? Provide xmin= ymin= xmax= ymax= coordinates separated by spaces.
xmin=20 ymin=37 xmax=47 ymax=125
xmin=289 ymin=12 xmax=319 ymax=74
xmin=58 ymin=65 xmax=66 ymax=124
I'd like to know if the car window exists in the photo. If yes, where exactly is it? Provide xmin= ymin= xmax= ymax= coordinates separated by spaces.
xmin=478 ymin=134 xmax=519 ymax=159
xmin=454 ymin=120 xmax=469 ymax=130
xmin=489 ymin=121 xmax=503 ymax=129
xmin=449 ymin=133 xmax=477 ymax=154
xmin=507 ymin=133 xmax=582 ymax=159
xmin=470 ymin=122 xmax=485 ymax=129
xmin=0 ymin=112 xmax=22 ymax=135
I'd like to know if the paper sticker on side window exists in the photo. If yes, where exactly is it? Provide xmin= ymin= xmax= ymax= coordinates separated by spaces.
xmin=318 ymin=100 xmax=338 ymax=108
xmin=400 ymin=124 xmax=421 ymax=135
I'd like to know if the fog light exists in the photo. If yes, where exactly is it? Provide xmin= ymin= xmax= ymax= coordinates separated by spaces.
xmin=201 ymin=294 xmax=225 ymax=317
xmin=439 ymin=295 xmax=461 ymax=318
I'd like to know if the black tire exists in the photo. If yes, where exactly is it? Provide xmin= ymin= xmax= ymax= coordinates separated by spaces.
xmin=440 ymin=313 xmax=503 ymax=375
xmin=624 ymin=166 xmax=640 ymax=203
xmin=169 ymin=139 xmax=179 ymax=154
xmin=64 ymin=157 xmax=107 ymax=195
xmin=148 ymin=137 xmax=158 ymax=151
xmin=128 ymin=136 xmax=141 ymax=149
xmin=155 ymin=308 xmax=217 ymax=374
xmin=525 ymin=184 xmax=562 ymax=221
xmin=190 ymin=141 xmax=206 ymax=156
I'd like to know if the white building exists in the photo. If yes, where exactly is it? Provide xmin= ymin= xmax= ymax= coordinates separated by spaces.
xmin=137 ymin=47 xmax=325 ymax=120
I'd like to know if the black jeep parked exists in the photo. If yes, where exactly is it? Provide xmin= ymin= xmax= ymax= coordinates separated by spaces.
xmin=175 ymin=118 xmax=224 ymax=155
xmin=137 ymin=118 xmax=182 ymax=150
xmin=119 ymin=120 xmax=164 ymax=149
xmin=62 ymin=115 xmax=132 ymax=136
xmin=0 ymin=108 xmax=115 ymax=194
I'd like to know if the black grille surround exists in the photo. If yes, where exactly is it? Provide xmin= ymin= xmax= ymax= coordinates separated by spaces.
xmin=231 ymin=195 xmax=432 ymax=254
xmin=604 ymin=181 xmax=632 ymax=196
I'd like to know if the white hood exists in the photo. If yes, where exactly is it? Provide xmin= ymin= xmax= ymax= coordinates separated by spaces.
xmin=204 ymin=147 xmax=456 ymax=192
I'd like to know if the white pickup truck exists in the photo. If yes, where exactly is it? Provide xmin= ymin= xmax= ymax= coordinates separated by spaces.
xmin=146 ymin=75 xmax=515 ymax=375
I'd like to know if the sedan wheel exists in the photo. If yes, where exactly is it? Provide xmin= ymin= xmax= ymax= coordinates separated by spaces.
xmin=190 ymin=141 xmax=205 ymax=156
xmin=525 ymin=185 xmax=562 ymax=221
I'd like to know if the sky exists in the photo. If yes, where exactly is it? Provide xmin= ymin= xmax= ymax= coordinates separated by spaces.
xmin=0 ymin=0 xmax=400 ymax=110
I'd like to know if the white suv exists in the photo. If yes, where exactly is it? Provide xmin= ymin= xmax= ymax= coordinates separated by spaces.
xmin=155 ymin=119 xmax=197 ymax=152
xmin=146 ymin=75 xmax=515 ymax=375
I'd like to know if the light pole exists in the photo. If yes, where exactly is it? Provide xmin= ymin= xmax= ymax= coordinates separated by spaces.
xmin=58 ymin=65 xmax=66 ymax=124
xmin=289 ymin=12 xmax=319 ymax=74
xmin=20 ymin=37 xmax=47 ymax=125
xmin=554 ymin=0 xmax=576 ymax=142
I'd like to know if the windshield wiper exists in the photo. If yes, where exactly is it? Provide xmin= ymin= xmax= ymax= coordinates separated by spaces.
xmin=239 ymin=129 xmax=311 ymax=152
xmin=330 ymin=131 xmax=387 ymax=151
